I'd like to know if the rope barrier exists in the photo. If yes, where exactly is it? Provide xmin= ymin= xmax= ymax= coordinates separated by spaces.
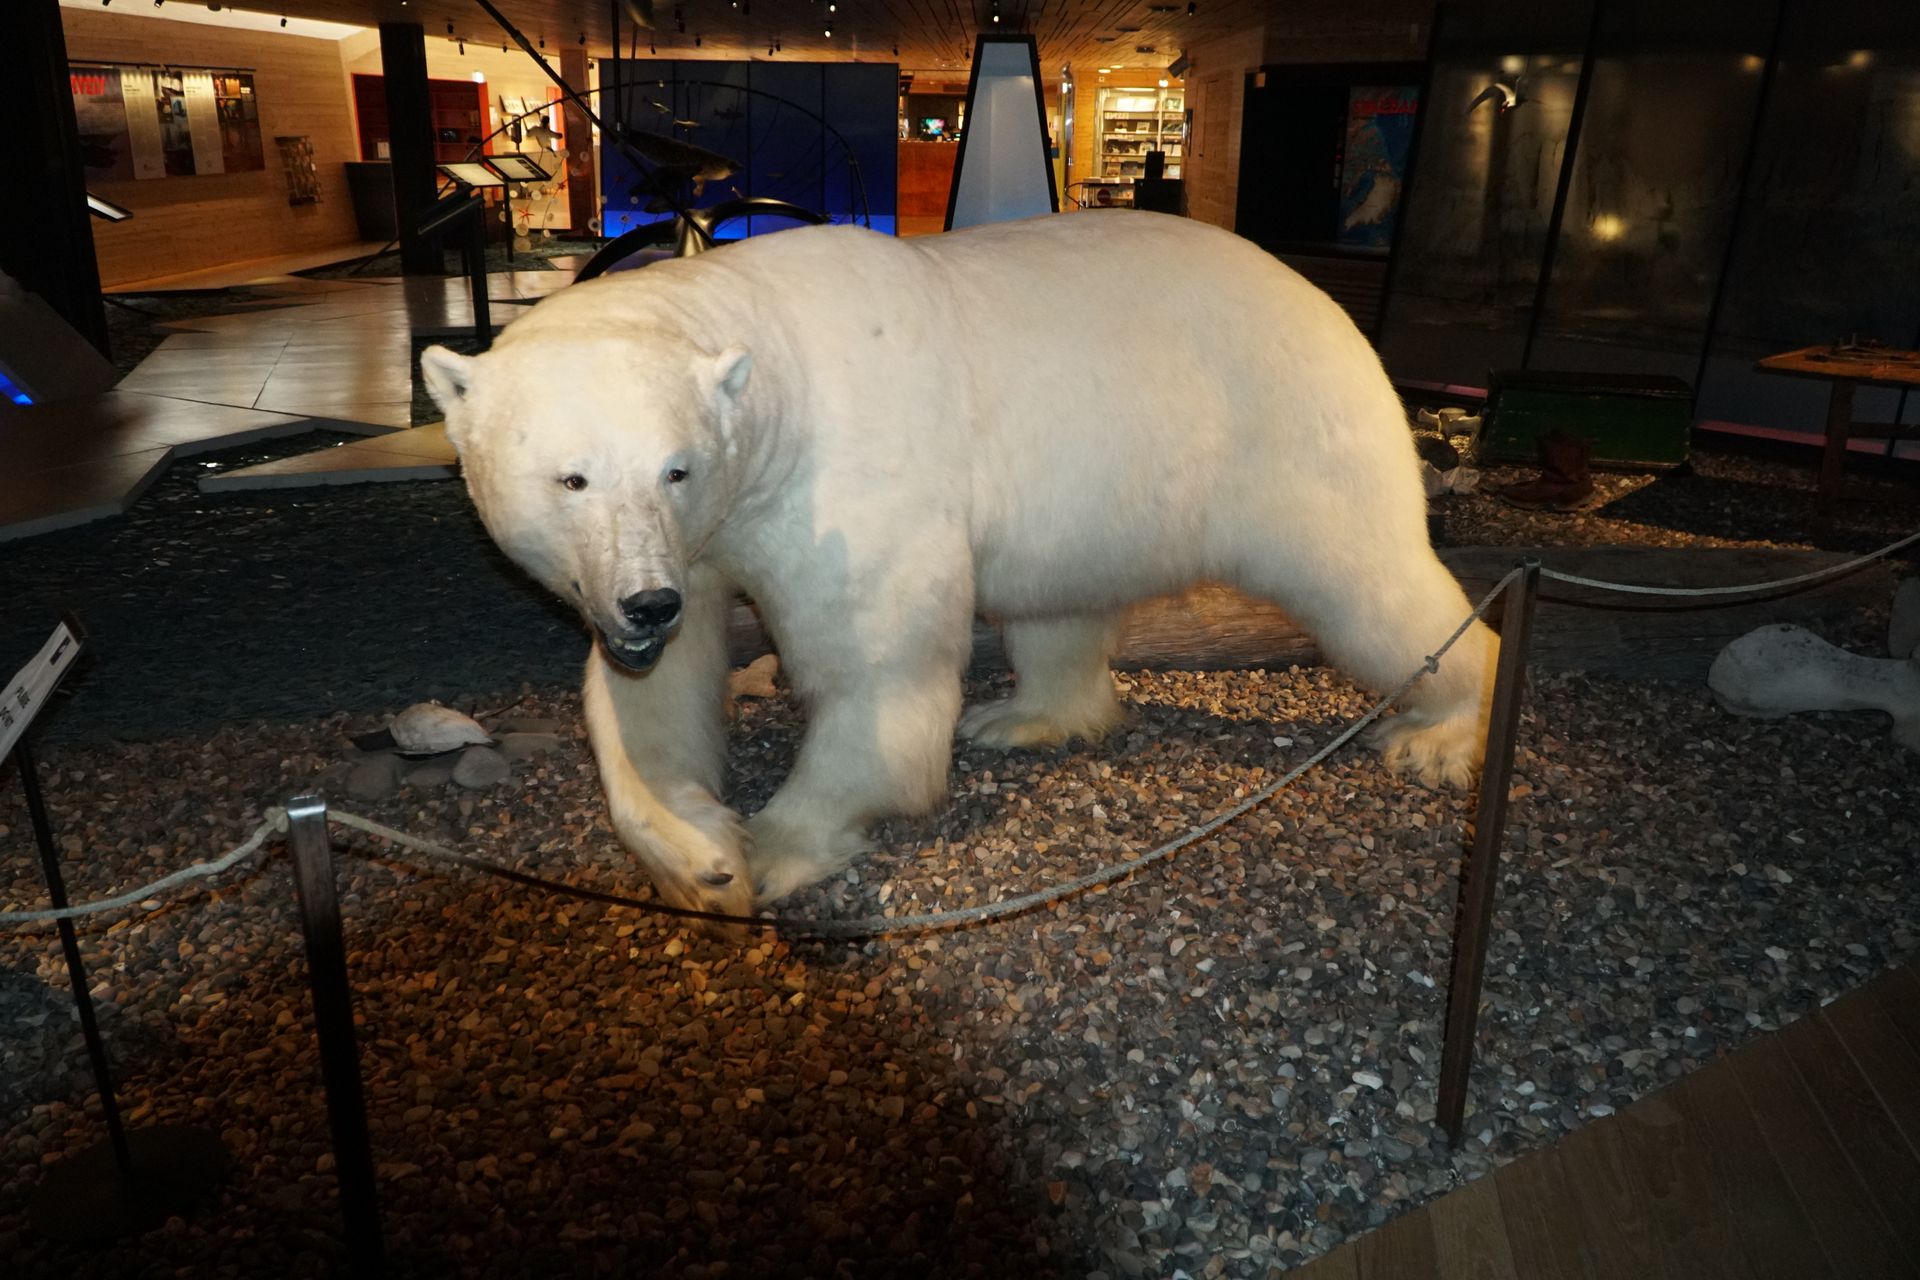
xmin=326 ymin=569 xmax=1521 ymax=940
xmin=0 ymin=811 xmax=286 ymax=924
xmin=8 ymin=520 xmax=1913 ymax=935
xmin=2 ymin=573 xmax=1516 ymax=937
xmin=1537 ymin=527 xmax=1920 ymax=598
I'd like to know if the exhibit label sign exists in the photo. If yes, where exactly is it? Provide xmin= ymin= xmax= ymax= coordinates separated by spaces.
xmin=0 ymin=621 xmax=83 ymax=762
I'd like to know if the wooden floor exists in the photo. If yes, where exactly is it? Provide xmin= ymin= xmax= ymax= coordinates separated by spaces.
xmin=1295 ymin=964 xmax=1920 ymax=1279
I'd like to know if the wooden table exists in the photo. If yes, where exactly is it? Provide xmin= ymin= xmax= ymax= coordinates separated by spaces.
xmin=1756 ymin=342 xmax=1920 ymax=508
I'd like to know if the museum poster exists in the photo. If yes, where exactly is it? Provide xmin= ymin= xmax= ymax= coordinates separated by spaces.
xmin=70 ymin=64 xmax=265 ymax=181
xmin=1339 ymin=85 xmax=1420 ymax=249
xmin=70 ymin=66 xmax=134 ymax=181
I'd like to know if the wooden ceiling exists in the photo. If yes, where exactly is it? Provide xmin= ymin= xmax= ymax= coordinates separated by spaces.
xmin=175 ymin=0 xmax=1412 ymax=76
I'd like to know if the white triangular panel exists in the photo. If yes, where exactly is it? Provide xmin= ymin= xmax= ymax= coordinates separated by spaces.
xmin=946 ymin=36 xmax=1058 ymax=230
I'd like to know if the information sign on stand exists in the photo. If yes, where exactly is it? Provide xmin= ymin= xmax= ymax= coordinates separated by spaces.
xmin=4 ymin=617 xmax=232 ymax=1242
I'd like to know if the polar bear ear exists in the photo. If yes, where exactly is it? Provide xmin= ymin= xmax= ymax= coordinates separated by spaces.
xmin=420 ymin=345 xmax=478 ymax=414
xmin=708 ymin=346 xmax=753 ymax=410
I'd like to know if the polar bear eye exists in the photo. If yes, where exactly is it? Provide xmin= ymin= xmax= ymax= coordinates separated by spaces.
xmin=665 ymin=467 xmax=690 ymax=484
xmin=560 ymin=473 xmax=588 ymax=491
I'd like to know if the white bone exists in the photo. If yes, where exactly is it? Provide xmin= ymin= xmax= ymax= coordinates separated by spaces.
xmin=1891 ymin=577 xmax=1920 ymax=659
xmin=1708 ymin=623 xmax=1920 ymax=749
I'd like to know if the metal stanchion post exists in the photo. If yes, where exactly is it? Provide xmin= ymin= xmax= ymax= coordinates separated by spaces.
xmin=1437 ymin=560 xmax=1541 ymax=1144
xmin=17 ymin=736 xmax=135 ymax=1177
xmin=17 ymin=734 xmax=230 ymax=1243
xmin=285 ymin=795 xmax=387 ymax=1278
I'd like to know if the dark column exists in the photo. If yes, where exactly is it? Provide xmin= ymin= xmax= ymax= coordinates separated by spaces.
xmin=4 ymin=0 xmax=108 ymax=356
xmin=559 ymin=47 xmax=597 ymax=235
xmin=380 ymin=22 xmax=443 ymax=274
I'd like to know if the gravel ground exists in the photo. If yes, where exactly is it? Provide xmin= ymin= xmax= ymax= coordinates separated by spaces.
xmin=2 ymin=401 xmax=1918 ymax=1276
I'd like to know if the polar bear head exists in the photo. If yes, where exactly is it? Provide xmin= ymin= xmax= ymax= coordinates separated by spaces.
xmin=420 ymin=334 xmax=753 ymax=673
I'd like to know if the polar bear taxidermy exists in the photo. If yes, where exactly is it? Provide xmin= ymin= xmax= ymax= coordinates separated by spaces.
xmin=421 ymin=211 xmax=1497 ymax=920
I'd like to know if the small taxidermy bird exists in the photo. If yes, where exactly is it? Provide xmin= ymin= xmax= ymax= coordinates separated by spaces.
xmin=1466 ymin=81 xmax=1526 ymax=114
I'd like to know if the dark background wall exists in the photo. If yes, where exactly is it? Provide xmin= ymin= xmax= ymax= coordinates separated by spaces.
xmin=1371 ymin=0 xmax=1920 ymax=440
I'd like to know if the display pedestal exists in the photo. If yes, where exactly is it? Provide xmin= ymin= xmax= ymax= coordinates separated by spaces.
xmin=30 ymin=1125 xmax=231 ymax=1242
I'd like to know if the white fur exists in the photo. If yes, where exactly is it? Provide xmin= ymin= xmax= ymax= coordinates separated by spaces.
xmin=422 ymin=210 xmax=1497 ymax=915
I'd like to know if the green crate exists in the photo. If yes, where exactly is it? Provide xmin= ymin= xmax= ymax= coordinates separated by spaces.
xmin=1476 ymin=370 xmax=1693 ymax=471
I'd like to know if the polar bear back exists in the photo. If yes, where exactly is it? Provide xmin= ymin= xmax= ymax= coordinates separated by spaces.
xmin=501 ymin=211 xmax=1425 ymax=616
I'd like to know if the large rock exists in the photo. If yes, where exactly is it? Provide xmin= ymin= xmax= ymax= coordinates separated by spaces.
xmin=452 ymin=745 xmax=512 ymax=789
xmin=1709 ymin=623 xmax=1920 ymax=749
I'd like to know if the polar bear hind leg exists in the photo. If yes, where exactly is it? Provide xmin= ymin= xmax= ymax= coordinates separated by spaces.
xmin=959 ymin=612 xmax=1123 ymax=748
xmin=1231 ymin=531 xmax=1497 ymax=789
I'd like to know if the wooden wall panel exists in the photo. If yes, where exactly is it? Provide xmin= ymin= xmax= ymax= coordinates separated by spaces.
xmin=1183 ymin=27 xmax=1265 ymax=231
xmin=61 ymin=9 xmax=362 ymax=287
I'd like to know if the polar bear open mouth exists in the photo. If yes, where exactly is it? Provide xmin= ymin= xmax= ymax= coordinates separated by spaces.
xmin=599 ymin=631 xmax=667 ymax=674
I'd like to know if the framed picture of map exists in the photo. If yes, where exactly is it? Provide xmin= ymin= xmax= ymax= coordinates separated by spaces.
xmin=1339 ymin=86 xmax=1420 ymax=249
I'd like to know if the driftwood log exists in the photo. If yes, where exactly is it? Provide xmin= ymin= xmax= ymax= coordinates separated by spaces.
xmin=725 ymin=546 xmax=1898 ymax=684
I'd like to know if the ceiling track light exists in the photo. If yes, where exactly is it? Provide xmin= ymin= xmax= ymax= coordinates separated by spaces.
xmin=279 ymin=15 xmax=287 ymax=26
xmin=1187 ymin=1 xmax=1196 ymax=13
xmin=445 ymin=18 xmax=453 ymax=33
xmin=458 ymin=40 xmax=465 ymax=53
xmin=578 ymin=32 xmax=586 ymax=45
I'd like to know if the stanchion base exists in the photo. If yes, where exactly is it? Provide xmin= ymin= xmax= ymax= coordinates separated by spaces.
xmin=29 ymin=1125 xmax=231 ymax=1243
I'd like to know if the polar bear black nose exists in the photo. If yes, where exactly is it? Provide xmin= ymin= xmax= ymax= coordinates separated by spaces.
xmin=619 ymin=588 xmax=682 ymax=630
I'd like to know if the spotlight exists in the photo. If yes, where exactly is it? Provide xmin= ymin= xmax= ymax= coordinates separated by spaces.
xmin=458 ymin=40 xmax=465 ymax=53
xmin=825 ymin=22 xmax=833 ymax=36
xmin=992 ymin=2 xmax=1000 ymax=22
xmin=445 ymin=18 xmax=453 ymax=33
xmin=1187 ymin=1 xmax=1195 ymax=13
xmin=101 ymin=0 xmax=110 ymax=7
xmin=153 ymin=0 xmax=163 ymax=8
xmin=280 ymin=15 xmax=287 ymax=26
xmin=769 ymin=41 xmax=775 ymax=54
xmin=578 ymin=32 xmax=586 ymax=45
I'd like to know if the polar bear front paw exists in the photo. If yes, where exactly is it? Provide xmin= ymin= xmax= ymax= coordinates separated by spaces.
xmin=744 ymin=809 xmax=870 ymax=903
xmin=958 ymin=697 xmax=1120 ymax=750
xmin=1367 ymin=713 xmax=1484 ymax=789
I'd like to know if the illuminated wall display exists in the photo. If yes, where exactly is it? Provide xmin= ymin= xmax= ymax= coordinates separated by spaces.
xmin=69 ymin=64 xmax=265 ymax=180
